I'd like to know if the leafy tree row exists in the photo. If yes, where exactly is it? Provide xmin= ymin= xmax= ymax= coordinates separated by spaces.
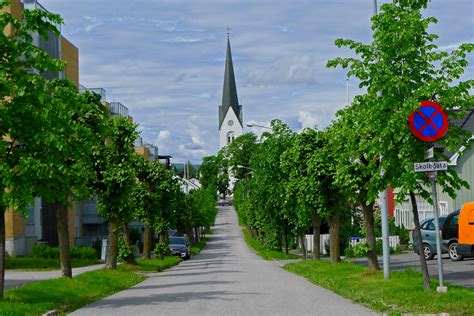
xmin=221 ymin=0 xmax=472 ymax=291
xmin=0 ymin=2 xmax=218 ymax=299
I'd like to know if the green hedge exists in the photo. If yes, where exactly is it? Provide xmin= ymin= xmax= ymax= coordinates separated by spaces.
xmin=33 ymin=244 xmax=98 ymax=260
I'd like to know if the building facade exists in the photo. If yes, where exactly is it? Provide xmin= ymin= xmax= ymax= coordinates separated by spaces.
xmin=219 ymin=37 xmax=243 ymax=149
xmin=3 ymin=0 xmax=79 ymax=255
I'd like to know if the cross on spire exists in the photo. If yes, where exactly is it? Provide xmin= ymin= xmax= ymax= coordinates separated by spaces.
xmin=227 ymin=26 xmax=231 ymax=39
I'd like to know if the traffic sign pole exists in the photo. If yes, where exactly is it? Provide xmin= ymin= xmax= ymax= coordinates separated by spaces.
xmin=410 ymin=101 xmax=449 ymax=293
xmin=429 ymin=172 xmax=447 ymax=293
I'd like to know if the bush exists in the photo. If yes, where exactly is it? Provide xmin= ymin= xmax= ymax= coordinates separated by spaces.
xmin=33 ymin=243 xmax=99 ymax=260
xmin=32 ymin=243 xmax=59 ymax=259
xmin=153 ymin=242 xmax=170 ymax=260
xmin=91 ymin=238 xmax=102 ymax=258
xmin=71 ymin=246 xmax=98 ymax=260
xmin=117 ymin=237 xmax=133 ymax=263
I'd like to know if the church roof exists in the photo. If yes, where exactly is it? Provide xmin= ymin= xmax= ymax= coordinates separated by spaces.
xmin=219 ymin=37 xmax=242 ymax=128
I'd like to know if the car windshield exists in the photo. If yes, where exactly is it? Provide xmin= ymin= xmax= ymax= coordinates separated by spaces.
xmin=169 ymin=237 xmax=185 ymax=245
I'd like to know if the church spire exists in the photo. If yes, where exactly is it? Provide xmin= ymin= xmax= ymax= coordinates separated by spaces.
xmin=219 ymin=36 xmax=241 ymax=128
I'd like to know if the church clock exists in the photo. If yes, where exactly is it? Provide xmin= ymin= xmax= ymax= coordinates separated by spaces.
xmin=228 ymin=120 xmax=234 ymax=126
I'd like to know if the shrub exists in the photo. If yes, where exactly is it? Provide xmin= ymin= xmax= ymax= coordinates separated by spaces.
xmin=32 ymin=243 xmax=59 ymax=259
xmin=71 ymin=246 xmax=98 ymax=260
xmin=91 ymin=238 xmax=102 ymax=258
xmin=153 ymin=242 xmax=170 ymax=260
xmin=117 ymin=237 xmax=133 ymax=263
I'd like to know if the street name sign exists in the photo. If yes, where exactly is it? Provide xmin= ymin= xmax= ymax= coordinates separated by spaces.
xmin=409 ymin=101 xmax=448 ymax=142
xmin=414 ymin=161 xmax=448 ymax=172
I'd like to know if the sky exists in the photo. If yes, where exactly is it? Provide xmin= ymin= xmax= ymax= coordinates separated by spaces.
xmin=38 ymin=0 xmax=473 ymax=163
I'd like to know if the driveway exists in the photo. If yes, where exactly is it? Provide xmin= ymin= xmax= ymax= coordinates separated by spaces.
xmin=351 ymin=252 xmax=474 ymax=290
xmin=70 ymin=205 xmax=375 ymax=316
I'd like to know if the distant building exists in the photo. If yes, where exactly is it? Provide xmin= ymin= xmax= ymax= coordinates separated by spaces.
xmin=219 ymin=36 xmax=243 ymax=149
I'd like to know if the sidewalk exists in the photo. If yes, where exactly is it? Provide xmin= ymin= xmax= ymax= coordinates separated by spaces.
xmin=5 ymin=263 xmax=105 ymax=291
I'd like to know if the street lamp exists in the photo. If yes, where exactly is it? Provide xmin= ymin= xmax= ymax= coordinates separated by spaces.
xmin=246 ymin=123 xmax=272 ymax=130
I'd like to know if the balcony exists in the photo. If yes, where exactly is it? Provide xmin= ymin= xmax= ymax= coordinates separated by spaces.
xmin=109 ymin=102 xmax=129 ymax=117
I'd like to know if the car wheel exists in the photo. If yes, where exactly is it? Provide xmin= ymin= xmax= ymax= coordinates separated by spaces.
xmin=423 ymin=243 xmax=434 ymax=260
xmin=449 ymin=243 xmax=463 ymax=262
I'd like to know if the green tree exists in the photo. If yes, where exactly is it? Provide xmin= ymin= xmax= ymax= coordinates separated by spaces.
xmin=92 ymin=117 xmax=139 ymax=269
xmin=223 ymin=133 xmax=258 ymax=181
xmin=281 ymin=128 xmax=324 ymax=259
xmin=327 ymin=0 xmax=473 ymax=287
xmin=0 ymin=1 xmax=77 ymax=295
xmin=328 ymin=107 xmax=380 ymax=270
xmin=247 ymin=120 xmax=295 ymax=253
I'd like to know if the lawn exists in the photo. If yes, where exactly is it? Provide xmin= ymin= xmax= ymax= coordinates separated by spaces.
xmin=284 ymin=259 xmax=474 ymax=315
xmin=191 ymin=238 xmax=208 ymax=255
xmin=242 ymin=229 xmax=299 ymax=260
xmin=0 ymin=269 xmax=144 ymax=315
xmin=118 ymin=256 xmax=182 ymax=272
xmin=6 ymin=257 xmax=100 ymax=270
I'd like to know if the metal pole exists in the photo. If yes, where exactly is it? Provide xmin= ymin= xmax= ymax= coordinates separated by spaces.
xmin=373 ymin=0 xmax=390 ymax=280
xmin=380 ymin=188 xmax=390 ymax=279
xmin=346 ymin=78 xmax=350 ymax=106
xmin=430 ymin=172 xmax=447 ymax=293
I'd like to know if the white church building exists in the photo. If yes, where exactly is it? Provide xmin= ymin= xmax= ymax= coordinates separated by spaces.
xmin=219 ymin=37 xmax=243 ymax=149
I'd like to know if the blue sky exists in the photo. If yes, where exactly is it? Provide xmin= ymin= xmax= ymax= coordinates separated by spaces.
xmin=40 ymin=0 xmax=473 ymax=163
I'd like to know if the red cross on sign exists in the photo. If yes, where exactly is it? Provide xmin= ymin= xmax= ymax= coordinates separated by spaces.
xmin=408 ymin=101 xmax=448 ymax=142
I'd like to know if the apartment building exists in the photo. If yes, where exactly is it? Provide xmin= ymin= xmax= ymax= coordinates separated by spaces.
xmin=2 ymin=0 xmax=79 ymax=255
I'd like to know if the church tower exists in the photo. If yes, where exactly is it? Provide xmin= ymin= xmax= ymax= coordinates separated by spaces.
xmin=219 ymin=36 xmax=243 ymax=149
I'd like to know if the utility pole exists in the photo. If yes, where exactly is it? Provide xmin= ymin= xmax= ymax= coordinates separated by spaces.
xmin=373 ymin=0 xmax=390 ymax=280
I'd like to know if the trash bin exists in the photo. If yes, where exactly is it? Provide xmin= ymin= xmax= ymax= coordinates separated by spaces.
xmin=101 ymin=239 xmax=107 ymax=261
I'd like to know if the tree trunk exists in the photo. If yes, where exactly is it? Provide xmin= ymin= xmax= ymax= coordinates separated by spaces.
xmin=410 ymin=192 xmax=431 ymax=290
xmin=299 ymin=234 xmax=307 ymax=260
xmin=55 ymin=202 xmax=72 ymax=278
xmin=312 ymin=212 xmax=321 ymax=259
xmin=122 ymin=224 xmax=137 ymax=265
xmin=0 ymin=207 xmax=6 ymax=298
xmin=143 ymin=224 xmax=152 ymax=260
xmin=194 ymin=227 xmax=199 ymax=243
xmin=362 ymin=202 xmax=380 ymax=271
xmin=284 ymin=221 xmax=289 ymax=255
xmin=329 ymin=212 xmax=341 ymax=262
xmin=186 ymin=227 xmax=195 ymax=245
xmin=105 ymin=219 xmax=119 ymax=269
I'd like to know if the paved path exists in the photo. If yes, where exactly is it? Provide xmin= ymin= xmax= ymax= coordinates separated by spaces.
xmin=5 ymin=263 xmax=105 ymax=291
xmin=71 ymin=206 xmax=374 ymax=316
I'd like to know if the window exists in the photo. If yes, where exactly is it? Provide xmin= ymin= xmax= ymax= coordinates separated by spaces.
xmin=426 ymin=220 xmax=435 ymax=231
xmin=226 ymin=131 xmax=235 ymax=144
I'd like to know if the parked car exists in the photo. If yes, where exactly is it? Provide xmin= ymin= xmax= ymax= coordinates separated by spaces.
xmin=168 ymin=236 xmax=191 ymax=260
xmin=451 ymin=203 xmax=474 ymax=261
xmin=413 ymin=216 xmax=447 ymax=260
xmin=442 ymin=209 xmax=462 ymax=261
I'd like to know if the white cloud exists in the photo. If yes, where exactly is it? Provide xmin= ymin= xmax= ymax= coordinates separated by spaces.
xmin=40 ymin=0 xmax=473 ymax=164
xmin=298 ymin=111 xmax=319 ymax=130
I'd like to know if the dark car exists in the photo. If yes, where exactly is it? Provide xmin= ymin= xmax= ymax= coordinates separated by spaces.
xmin=169 ymin=236 xmax=191 ymax=259
xmin=413 ymin=216 xmax=447 ymax=260
xmin=442 ymin=209 xmax=463 ymax=261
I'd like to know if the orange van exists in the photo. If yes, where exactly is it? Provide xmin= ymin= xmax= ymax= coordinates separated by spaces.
xmin=458 ymin=202 xmax=474 ymax=257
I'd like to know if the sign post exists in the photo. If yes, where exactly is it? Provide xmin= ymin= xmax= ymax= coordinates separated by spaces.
xmin=409 ymin=101 xmax=449 ymax=293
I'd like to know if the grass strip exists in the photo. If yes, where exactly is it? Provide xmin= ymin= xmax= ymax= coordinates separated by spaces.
xmin=118 ymin=256 xmax=182 ymax=272
xmin=191 ymin=238 xmax=208 ymax=255
xmin=242 ymin=229 xmax=299 ymax=260
xmin=284 ymin=259 xmax=474 ymax=315
xmin=0 ymin=269 xmax=144 ymax=315
xmin=6 ymin=257 xmax=100 ymax=270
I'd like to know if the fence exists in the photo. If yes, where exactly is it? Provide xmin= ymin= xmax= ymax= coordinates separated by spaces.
xmin=301 ymin=234 xmax=400 ymax=254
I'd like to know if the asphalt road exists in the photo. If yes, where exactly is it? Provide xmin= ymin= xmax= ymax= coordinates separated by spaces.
xmin=351 ymin=251 xmax=474 ymax=290
xmin=70 ymin=205 xmax=375 ymax=316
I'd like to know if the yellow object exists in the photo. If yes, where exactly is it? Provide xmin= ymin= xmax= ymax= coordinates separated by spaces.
xmin=459 ymin=202 xmax=474 ymax=245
